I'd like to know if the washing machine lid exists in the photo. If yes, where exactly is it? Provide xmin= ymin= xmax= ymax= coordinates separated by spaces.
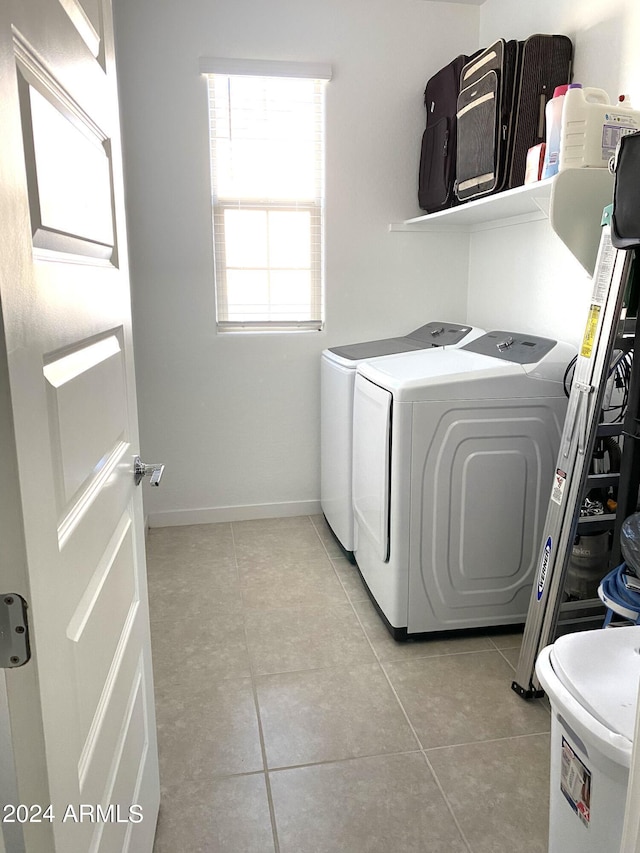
xmin=358 ymin=348 xmax=522 ymax=401
xmin=324 ymin=322 xmax=479 ymax=364
xmin=549 ymin=627 xmax=640 ymax=742
xmin=324 ymin=336 xmax=426 ymax=367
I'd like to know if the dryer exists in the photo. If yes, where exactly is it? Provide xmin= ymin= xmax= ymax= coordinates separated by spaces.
xmin=321 ymin=321 xmax=484 ymax=554
xmin=352 ymin=331 xmax=576 ymax=639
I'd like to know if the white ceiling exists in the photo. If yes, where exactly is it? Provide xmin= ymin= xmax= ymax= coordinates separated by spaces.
xmin=419 ymin=0 xmax=485 ymax=5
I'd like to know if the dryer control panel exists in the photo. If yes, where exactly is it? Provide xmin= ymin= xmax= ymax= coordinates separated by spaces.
xmin=462 ymin=331 xmax=557 ymax=364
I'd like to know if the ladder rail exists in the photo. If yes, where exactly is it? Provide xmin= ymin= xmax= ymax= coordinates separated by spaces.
xmin=537 ymin=243 xmax=633 ymax=662
xmin=513 ymin=222 xmax=634 ymax=697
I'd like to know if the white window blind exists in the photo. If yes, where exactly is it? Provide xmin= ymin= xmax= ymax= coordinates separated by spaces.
xmin=202 ymin=59 xmax=330 ymax=332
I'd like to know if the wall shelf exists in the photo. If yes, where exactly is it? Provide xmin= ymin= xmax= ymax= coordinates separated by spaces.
xmin=389 ymin=169 xmax=615 ymax=274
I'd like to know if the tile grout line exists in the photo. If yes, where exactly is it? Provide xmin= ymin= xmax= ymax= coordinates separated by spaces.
xmin=267 ymin=746 xmax=429 ymax=775
xmin=423 ymin=728 xmax=552 ymax=754
xmin=494 ymin=645 xmax=520 ymax=672
xmin=421 ymin=726 xmax=553 ymax=852
xmin=153 ymin=705 xmax=548 ymax=779
xmin=333 ymin=541 xmax=475 ymax=853
xmin=309 ymin=518 xmax=377 ymax=628
xmin=175 ymin=518 xmax=547 ymax=852
xmin=309 ymin=517 xmax=518 ymax=752
xmin=231 ymin=521 xmax=281 ymax=853
xmin=421 ymin=750 xmax=475 ymax=853
xmin=309 ymin=517 xmax=530 ymax=853
xmin=308 ymin=516 xmax=461 ymax=813
xmin=315 ymin=535 xmax=428 ymax=754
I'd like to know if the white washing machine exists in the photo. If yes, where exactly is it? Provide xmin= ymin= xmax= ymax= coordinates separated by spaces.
xmin=320 ymin=322 xmax=484 ymax=555
xmin=352 ymin=331 xmax=576 ymax=639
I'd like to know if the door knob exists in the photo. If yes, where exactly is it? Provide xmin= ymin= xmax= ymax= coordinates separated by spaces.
xmin=134 ymin=456 xmax=165 ymax=487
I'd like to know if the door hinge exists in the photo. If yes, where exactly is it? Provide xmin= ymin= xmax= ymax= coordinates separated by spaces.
xmin=0 ymin=595 xmax=30 ymax=668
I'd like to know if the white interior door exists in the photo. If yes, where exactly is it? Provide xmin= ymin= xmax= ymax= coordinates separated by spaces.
xmin=0 ymin=1 xmax=159 ymax=851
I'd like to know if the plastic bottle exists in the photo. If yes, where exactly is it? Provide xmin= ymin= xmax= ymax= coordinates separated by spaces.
xmin=541 ymin=84 xmax=569 ymax=179
xmin=559 ymin=84 xmax=640 ymax=170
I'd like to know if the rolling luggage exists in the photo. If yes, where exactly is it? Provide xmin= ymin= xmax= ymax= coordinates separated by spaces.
xmin=417 ymin=54 xmax=469 ymax=213
xmin=455 ymin=34 xmax=573 ymax=202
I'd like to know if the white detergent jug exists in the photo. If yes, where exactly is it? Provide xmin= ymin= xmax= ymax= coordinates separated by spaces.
xmin=559 ymin=83 xmax=640 ymax=170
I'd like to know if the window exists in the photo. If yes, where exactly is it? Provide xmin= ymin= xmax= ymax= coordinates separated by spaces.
xmin=201 ymin=59 xmax=331 ymax=332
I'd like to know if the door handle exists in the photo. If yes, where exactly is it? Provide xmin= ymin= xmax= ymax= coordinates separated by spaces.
xmin=134 ymin=456 xmax=165 ymax=487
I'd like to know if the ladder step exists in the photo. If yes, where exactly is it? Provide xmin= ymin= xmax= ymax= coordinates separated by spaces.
xmin=556 ymin=615 xmax=606 ymax=631
xmin=618 ymin=317 xmax=637 ymax=338
xmin=585 ymin=472 xmax=620 ymax=488
xmin=559 ymin=596 xmax=604 ymax=613
xmin=558 ymin=598 xmax=607 ymax=623
xmin=597 ymin=422 xmax=624 ymax=436
xmin=576 ymin=513 xmax=617 ymax=533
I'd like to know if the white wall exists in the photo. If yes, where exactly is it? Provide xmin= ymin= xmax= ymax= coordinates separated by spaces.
xmin=112 ymin=0 xmax=479 ymax=524
xmin=115 ymin=0 xmax=639 ymax=524
xmin=468 ymin=0 xmax=640 ymax=347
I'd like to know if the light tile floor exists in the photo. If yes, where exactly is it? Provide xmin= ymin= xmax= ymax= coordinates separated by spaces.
xmin=146 ymin=515 xmax=551 ymax=853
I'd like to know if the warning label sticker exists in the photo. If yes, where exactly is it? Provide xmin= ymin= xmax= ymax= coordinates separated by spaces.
xmin=551 ymin=468 xmax=567 ymax=506
xmin=581 ymin=304 xmax=601 ymax=358
xmin=561 ymin=737 xmax=591 ymax=828
xmin=592 ymin=239 xmax=615 ymax=304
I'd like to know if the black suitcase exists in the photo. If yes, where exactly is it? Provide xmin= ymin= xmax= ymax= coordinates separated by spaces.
xmin=508 ymin=34 xmax=573 ymax=187
xmin=455 ymin=34 xmax=572 ymax=202
xmin=417 ymin=54 xmax=469 ymax=212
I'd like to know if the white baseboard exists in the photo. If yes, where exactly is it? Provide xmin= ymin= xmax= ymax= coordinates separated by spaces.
xmin=147 ymin=499 xmax=322 ymax=527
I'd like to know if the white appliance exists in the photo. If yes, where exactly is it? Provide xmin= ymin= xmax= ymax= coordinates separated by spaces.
xmin=352 ymin=331 xmax=575 ymax=638
xmin=320 ymin=322 xmax=484 ymax=554
xmin=536 ymin=626 xmax=640 ymax=853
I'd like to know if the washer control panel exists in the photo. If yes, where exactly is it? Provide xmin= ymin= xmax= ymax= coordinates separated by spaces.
xmin=462 ymin=331 xmax=557 ymax=364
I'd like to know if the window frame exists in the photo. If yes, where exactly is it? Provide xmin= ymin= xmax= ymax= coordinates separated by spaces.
xmin=200 ymin=58 xmax=331 ymax=333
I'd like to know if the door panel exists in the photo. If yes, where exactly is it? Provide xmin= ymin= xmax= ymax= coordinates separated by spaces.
xmin=69 ymin=515 xmax=136 ymax=741
xmin=44 ymin=333 xmax=128 ymax=524
xmin=19 ymin=75 xmax=114 ymax=256
xmin=408 ymin=398 xmax=565 ymax=632
xmin=0 ymin=0 xmax=159 ymax=850
xmin=57 ymin=0 xmax=103 ymax=60
xmin=352 ymin=375 xmax=392 ymax=563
